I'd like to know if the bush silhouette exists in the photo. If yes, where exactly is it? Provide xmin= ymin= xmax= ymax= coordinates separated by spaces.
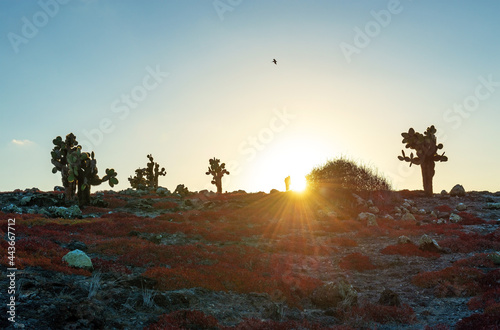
xmin=306 ymin=157 xmax=390 ymax=192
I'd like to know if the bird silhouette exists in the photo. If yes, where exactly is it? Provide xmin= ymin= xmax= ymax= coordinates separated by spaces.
xmin=272 ymin=59 xmax=277 ymax=65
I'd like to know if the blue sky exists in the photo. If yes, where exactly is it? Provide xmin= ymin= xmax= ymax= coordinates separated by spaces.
xmin=1 ymin=0 xmax=499 ymax=193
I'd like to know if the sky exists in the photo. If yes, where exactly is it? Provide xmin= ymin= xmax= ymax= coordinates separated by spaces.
xmin=1 ymin=0 xmax=499 ymax=194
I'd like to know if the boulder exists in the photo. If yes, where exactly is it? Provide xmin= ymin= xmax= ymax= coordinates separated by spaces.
xmin=47 ymin=205 xmax=82 ymax=219
xmin=62 ymin=249 xmax=93 ymax=270
xmin=401 ymin=213 xmax=416 ymax=221
xmin=449 ymin=184 xmax=466 ymax=197
xmin=449 ymin=213 xmax=462 ymax=223
xmin=456 ymin=203 xmax=467 ymax=211
xmin=357 ymin=212 xmax=376 ymax=223
xmin=378 ymin=288 xmax=401 ymax=306
xmin=418 ymin=234 xmax=443 ymax=253
xmin=397 ymin=236 xmax=412 ymax=244
xmin=156 ymin=187 xmax=170 ymax=196
xmin=310 ymin=280 xmax=358 ymax=309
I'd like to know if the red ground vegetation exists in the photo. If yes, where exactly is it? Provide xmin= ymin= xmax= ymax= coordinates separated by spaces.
xmin=380 ymin=243 xmax=441 ymax=258
xmin=339 ymin=252 xmax=377 ymax=271
xmin=412 ymin=265 xmax=485 ymax=297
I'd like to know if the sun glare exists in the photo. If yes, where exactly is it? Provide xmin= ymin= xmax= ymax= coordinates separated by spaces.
xmin=290 ymin=175 xmax=307 ymax=192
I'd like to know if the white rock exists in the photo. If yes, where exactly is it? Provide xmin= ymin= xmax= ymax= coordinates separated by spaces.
xmin=62 ymin=249 xmax=93 ymax=270
xmin=449 ymin=213 xmax=462 ymax=223
xmin=398 ymin=235 xmax=412 ymax=244
xmin=401 ymin=213 xmax=416 ymax=221
xmin=357 ymin=212 xmax=376 ymax=223
xmin=418 ymin=209 xmax=427 ymax=215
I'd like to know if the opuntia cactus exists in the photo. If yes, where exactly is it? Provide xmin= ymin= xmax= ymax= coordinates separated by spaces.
xmin=51 ymin=133 xmax=118 ymax=206
xmin=398 ymin=125 xmax=448 ymax=196
xmin=129 ymin=154 xmax=166 ymax=189
xmin=205 ymin=157 xmax=230 ymax=194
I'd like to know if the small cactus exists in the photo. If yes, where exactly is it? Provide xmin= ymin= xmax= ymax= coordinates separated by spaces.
xmin=51 ymin=133 xmax=118 ymax=206
xmin=398 ymin=125 xmax=447 ymax=196
xmin=129 ymin=154 xmax=166 ymax=189
xmin=205 ymin=157 xmax=230 ymax=194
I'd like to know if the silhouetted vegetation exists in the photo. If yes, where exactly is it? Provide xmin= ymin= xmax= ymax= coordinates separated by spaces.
xmin=205 ymin=157 xmax=230 ymax=194
xmin=398 ymin=125 xmax=447 ymax=196
xmin=128 ymin=154 xmax=166 ymax=189
xmin=305 ymin=157 xmax=391 ymax=192
xmin=51 ymin=133 xmax=118 ymax=206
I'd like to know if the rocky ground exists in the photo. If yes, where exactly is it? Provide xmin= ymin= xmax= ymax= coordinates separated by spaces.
xmin=0 ymin=187 xmax=499 ymax=329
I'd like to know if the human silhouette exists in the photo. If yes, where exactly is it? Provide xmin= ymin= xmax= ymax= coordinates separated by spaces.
xmin=272 ymin=59 xmax=277 ymax=65
xmin=284 ymin=176 xmax=291 ymax=191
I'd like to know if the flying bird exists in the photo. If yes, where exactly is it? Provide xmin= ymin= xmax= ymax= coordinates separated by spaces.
xmin=272 ymin=59 xmax=277 ymax=65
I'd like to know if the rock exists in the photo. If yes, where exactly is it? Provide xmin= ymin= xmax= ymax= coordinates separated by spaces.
xmin=2 ymin=204 xmax=23 ymax=214
xmin=366 ymin=199 xmax=374 ymax=207
xmin=449 ymin=213 xmax=462 ymax=223
xmin=352 ymin=193 xmax=366 ymax=206
xmin=67 ymin=241 xmax=87 ymax=252
xmin=383 ymin=214 xmax=394 ymax=220
xmin=450 ymin=184 xmax=466 ymax=197
xmin=310 ymin=280 xmax=358 ymax=309
xmin=418 ymin=234 xmax=443 ymax=253
xmin=440 ymin=190 xmax=447 ymax=195
xmin=398 ymin=236 xmax=412 ymax=244
xmin=20 ymin=196 xmax=32 ymax=206
xmin=367 ymin=218 xmax=378 ymax=227
xmin=485 ymin=202 xmax=500 ymax=210
xmin=410 ymin=207 xmax=419 ymax=214
xmin=156 ymin=187 xmax=170 ymax=196
xmin=430 ymin=211 xmax=437 ymax=218
xmin=418 ymin=209 xmax=427 ymax=215
xmin=487 ymin=252 xmax=500 ymax=265
xmin=368 ymin=206 xmax=380 ymax=214
xmin=357 ymin=212 xmax=376 ymax=223
xmin=401 ymin=213 xmax=416 ymax=221
xmin=47 ymin=205 xmax=82 ymax=219
xmin=402 ymin=202 xmax=411 ymax=209
xmin=54 ymin=186 xmax=65 ymax=192
xmin=378 ymin=288 xmax=401 ymax=306
xmin=456 ymin=203 xmax=467 ymax=211
xmin=62 ymin=249 xmax=93 ymax=270
xmin=394 ymin=206 xmax=402 ymax=214
xmin=270 ymin=189 xmax=279 ymax=194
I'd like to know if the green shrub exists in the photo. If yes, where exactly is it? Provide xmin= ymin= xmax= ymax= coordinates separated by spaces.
xmin=305 ymin=157 xmax=391 ymax=192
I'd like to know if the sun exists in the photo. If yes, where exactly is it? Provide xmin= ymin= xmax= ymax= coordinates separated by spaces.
xmin=290 ymin=174 xmax=308 ymax=192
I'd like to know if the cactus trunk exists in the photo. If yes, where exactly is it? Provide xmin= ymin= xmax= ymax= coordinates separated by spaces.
xmin=215 ymin=176 xmax=222 ymax=194
xmin=421 ymin=160 xmax=435 ymax=196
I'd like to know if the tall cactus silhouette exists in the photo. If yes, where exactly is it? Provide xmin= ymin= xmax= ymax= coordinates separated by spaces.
xmin=398 ymin=125 xmax=448 ymax=196
xmin=205 ymin=157 xmax=230 ymax=194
